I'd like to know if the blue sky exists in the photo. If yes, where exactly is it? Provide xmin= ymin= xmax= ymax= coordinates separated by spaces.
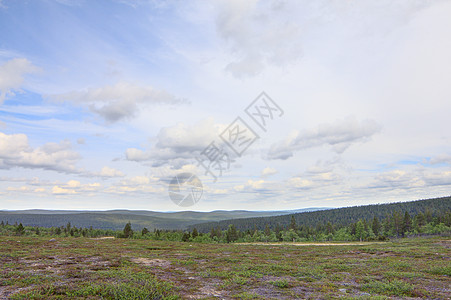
xmin=1 ymin=0 xmax=451 ymax=211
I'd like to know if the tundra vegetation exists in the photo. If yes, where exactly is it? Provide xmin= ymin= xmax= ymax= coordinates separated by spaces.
xmin=0 ymin=197 xmax=449 ymax=298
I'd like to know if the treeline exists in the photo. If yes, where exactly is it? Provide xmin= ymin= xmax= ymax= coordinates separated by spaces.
xmin=188 ymin=196 xmax=451 ymax=233
xmin=0 ymin=221 xmax=117 ymax=238
xmin=1 ymin=209 xmax=450 ymax=243
xmin=0 ymin=212 xmax=191 ymax=231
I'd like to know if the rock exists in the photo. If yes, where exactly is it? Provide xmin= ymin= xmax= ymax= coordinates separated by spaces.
xmin=339 ymin=288 xmax=347 ymax=293
xmin=360 ymin=292 xmax=370 ymax=296
xmin=49 ymin=238 xmax=56 ymax=242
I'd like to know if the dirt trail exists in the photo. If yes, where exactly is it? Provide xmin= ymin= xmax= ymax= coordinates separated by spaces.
xmin=237 ymin=242 xmax=382 ymax=246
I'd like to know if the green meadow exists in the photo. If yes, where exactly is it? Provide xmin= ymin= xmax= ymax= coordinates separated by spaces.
xmin=0 ymin=236 xmax=449 ymax=299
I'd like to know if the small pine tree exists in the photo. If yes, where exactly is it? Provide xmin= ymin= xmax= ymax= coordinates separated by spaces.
xmin=402 ymin=211 xmax=412 ymax=236
xmin=123 ymin=222 xmax=133 ymax=238
xmin=289 ymin=215 xmax=297 ymax=230
xmin=141 ymin=227 xmax=149 ymax=236
xmin=226 ymin=224 xmax=238 ymax=243
xmin=191 ymin=228 xmax=198 ymax=239
xmin=372 ymin=216 xmax=381 ymax=236
xmin=16 ymin=223 xmax=25 ymax=236
xmin=264 ymin=224 xmax=271 ymax=236
xmin=355 ymin=219 xmax=365 ymax=241
xmin=182 ymin=232 xmax=191 ymax=242
xmin=210 ymin=227 xmax=216 ymax=238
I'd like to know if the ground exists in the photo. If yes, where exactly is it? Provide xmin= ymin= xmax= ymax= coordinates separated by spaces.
xmin=0 ymin=236 xmax=449 ymax=299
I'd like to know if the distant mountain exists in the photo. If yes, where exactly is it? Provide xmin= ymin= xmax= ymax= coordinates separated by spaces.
xmin=188 ymin=196 xmax=451 ymax=233
xmin=0 ymin=207 xmax=330 ymax=230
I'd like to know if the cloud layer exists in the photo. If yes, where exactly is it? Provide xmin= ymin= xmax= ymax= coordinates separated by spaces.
xmin=0 ymin=58 xmax=37 ymax=103
xmin=0 ymin=132 xmax=80 ymax=173
xmin=49 ymin=82 xmax=186 ymax=123
xmin=267 ymin=117 xmax=381 ymax=160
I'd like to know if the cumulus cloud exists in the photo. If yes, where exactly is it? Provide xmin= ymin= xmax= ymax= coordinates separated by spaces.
xmin=288 ymin=171 xmax=340 ymax=190
xmin=215 ymin=0 xmax=303 ymax=77
xmin=261 ymin=167 xmax=277 ymax=178
xmin=52 ymin=180 xmax=102 ymax=195
xmin=94 ymin=166 xmax=125 ymax=178
xmin=125 ymin=118 xmax=227 ymax=167
xmin=48 ymin=81 xmax=186 ymax=123
xmin=267 ymin=117 xmax=381 ymax=160
xmin=0 ymin=131 xmax=81 ymax=173
xmin=428 ymin=154 xmax=451 ymax=165
xmin=213 ymin=0 xmax=434 ymax=78
xmin=0 ymin=58 xmax=38 ymax=104
xmin=287 ymin=177 xmax=315 ymax=190
xmin=423 ymin=171 xmax=451 ymax=186
xmin=105 ymin=175 xmax=164 ymax=195
xmin=368 ymin=170 xmax=421 ymax=189
xmin=125 ymin=148 xmax=152 ymax=162
xmin=367 ymin=168 xmax=451 ymax=190
xmin=234 ymin=179 xmax=274 ymax=193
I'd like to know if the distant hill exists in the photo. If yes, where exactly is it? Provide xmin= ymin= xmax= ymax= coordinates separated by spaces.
xmin=189 ymin=196 xmax=451 ymax=233
xmin=0 ymin=207 xmax=329 ymax=230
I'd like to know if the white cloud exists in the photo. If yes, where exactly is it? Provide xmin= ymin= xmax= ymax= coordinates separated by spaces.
xmin=52 ymin=180 xmax=102 ymax=195
xmin=366 ymin=169 xmax=451 ymax=190
xmin=261 ymin=167 xmax=277 ymax=178
xmin=125 ymin=118 xmax=227 ymax=167
xmin=214 ymin=0 xmax=303 ymax=78
xmin=125 ymin=147 xmax=152 ymax=162
xmin=287 ymin=170 xmax=340 ymax=191
xmin=287 ymin=177 xmax=315 ymax=189
xmin=423 ymin=171 xmax=451 ymax=187
xmin=233 ymin=179 xmax=277 ymax=194
xmin=105 ymin=175 xmax=164 ymax=195
xmin=6 ymin=186 xmax=30 ymax=192
xmin=0 ymin=58 xmax=38 ymax=104
xmin=52 ymin=185 xmax=77 ymax=195
xmin=0 ymin=131 xmax=81 ymax=173
xmin=429 ymin=154 xmax=451 ymax=165
xmin=267 ymin=117 xmax=381 ymax=160
xmin=306 ymin=159 xmax=336 ymax=174
xmin=213 ymin=0 xmax=434 ymax=78
xmin=48 ymin=81 xmax=186 ymax=123
xmin=96 ymin=166 xmax=125 ymax=178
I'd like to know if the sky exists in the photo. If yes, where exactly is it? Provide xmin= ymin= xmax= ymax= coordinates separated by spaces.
xmin=0 ymin=0 xmax=450 ymax=211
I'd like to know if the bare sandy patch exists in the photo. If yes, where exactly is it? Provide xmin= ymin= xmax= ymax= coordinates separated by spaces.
xmin=237 ymin=242 xmax=382 ymax=246
xmin=90 ymin=236 xmax=115 ymax=240
xmin=129 ymin=257 xmax=171 ymax=268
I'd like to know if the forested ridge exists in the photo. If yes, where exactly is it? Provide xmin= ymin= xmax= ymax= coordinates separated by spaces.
xmin=0 ymin=208 xmax=321 ymax=230
xmin=1 ymin=196 xmax=449 ymax=243
xmin=189 ymin=196 xmax=451 ymax=233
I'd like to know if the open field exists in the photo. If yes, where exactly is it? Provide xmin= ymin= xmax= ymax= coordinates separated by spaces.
xmin=0 ymin=236 xmax=449 ymax=299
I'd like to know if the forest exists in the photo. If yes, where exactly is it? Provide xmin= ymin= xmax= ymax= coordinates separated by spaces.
xmin=1 ymin=197 xmax=450 ymax=243
xmin=189 ymin=196 xmax=451 ymax=232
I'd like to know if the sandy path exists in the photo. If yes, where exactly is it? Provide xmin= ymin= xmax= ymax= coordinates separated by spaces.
xmin=237 ymin=242 xmax=381 ymax=246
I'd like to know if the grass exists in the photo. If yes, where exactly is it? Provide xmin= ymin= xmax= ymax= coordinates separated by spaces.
xmin=361 ymin=279 xmax=415 ymax=296
xmin=0 ymin=236 xmax=449 ymax=299
xmin=270 ymin=279 xmax=290 ymax=288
